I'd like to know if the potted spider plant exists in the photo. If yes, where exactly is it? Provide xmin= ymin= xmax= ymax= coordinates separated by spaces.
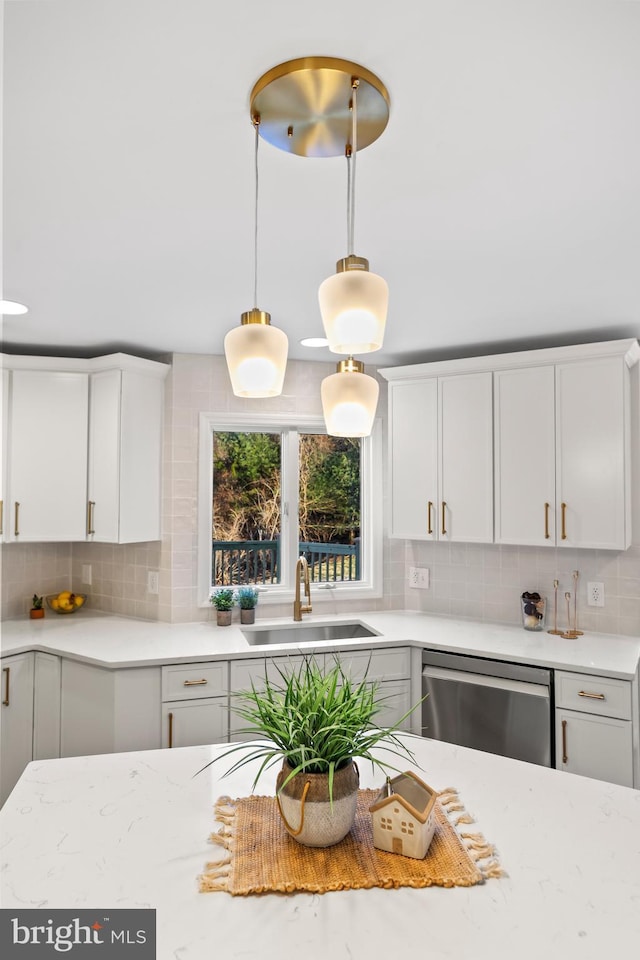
xmin=235 ymin=585 xmax=260 ymax=624
xmin=210 ymin=588 xmax=235 ymax=626
xmin=198 ymin=656 xmax=422 ymax=848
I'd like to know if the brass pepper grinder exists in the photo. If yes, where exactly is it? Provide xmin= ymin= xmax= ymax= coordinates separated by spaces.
xmin=548 ymin=579 xmax=563 ymax=635
xmin=572 ymin=570 xmax=584 ymax=636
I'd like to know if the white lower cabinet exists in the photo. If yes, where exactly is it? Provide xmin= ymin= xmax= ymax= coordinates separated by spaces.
xmin=33 ymin=652 xmax=61 ymax=761
xmin=0 ymin=652 xmax=35 ymax=806
xmin=555 ymin=670 xmax=634 ymax=787
xmin=161 ymin=662 xmax=228 ymax=748
xmin=61 ymin=660 xmax=161 ymax=757
xmin=0 ymin=651 xmax=62 ymax=805
xmin=229 ymin=654 xmax=322 ymax=742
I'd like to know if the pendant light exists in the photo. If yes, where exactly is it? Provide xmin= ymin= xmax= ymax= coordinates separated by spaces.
xmin=321 ymin=357 xmax=379 ymax=438
xmin=318 ymin=78 xmax=388 ymax=355
xmin=224 ymin=118 xmax=288 ymax=398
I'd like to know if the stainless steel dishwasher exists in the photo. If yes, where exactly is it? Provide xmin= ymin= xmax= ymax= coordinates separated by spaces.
xmin=422 ymin=650 xmax=553 ymax=766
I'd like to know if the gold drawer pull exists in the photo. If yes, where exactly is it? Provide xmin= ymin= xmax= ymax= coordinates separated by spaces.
xmin=14 ymin=501 xmax=20 ymax=537
xmin=544 ymin=502 xmax=550 ymax=539
xmin=578 ymin=690 xmax=605 ymax=701
xmin=183 ymin=678 xmax=208 ymax=686
xmin=561 ymin=718 xmax=568 ymax=764
xmin=441 ymin=501 xmax=447 ymax=536
xmin=561 ymin=502 xmax=567 ymax=540
xmin=2 ymin=666 xmax=10 ymax=706
xmin=427 ymin=501 xmax=433 ymax=535
xmin=168 ymin=711 xmax=174 ymax=748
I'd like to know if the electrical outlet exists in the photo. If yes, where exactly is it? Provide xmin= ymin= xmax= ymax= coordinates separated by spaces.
xmin=81 ymin=564 xmax=92 ymax=585
xmin=587 ymin=581 xmax=605 ymax=607
xmin=147 ymin=571 xmax=159 ymax=595
xmin=408 ymin=566 xmax=430 ymax=589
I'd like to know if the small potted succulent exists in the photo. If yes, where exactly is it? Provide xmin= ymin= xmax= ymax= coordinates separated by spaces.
xmin=235 ymin=586 xmax=260 ymax=625
xmin=210 ymin=587 xmax=235 ymax=626
xmin=30 ymin=594 xmax=45 ymax=619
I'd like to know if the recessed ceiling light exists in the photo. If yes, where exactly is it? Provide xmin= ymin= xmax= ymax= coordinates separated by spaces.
xmin=1 ymin=300 xmax=29 ymax=315
xmin=300 ymin=337 xmax=329 ymax=348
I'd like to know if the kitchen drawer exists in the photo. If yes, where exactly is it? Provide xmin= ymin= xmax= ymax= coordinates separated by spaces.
xmin=329 ymin=647 xmax=412 ymax=683
xmin=161 ymin=661 xmax=228 ymax=702
xmin=555 ymin=671 xmax=631 ymax=720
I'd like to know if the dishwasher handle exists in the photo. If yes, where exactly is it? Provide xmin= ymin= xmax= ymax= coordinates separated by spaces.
xmin=422 ymin=665 xmax=550 ymax=699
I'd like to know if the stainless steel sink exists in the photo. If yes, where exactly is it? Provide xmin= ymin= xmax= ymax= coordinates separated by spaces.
xmin=242 ymin=621 xmax=379 ymax=645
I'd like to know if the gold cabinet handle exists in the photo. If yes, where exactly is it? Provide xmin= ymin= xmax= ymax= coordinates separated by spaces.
xmin=14 ymin=501 xmax=20 ymax=537
xmin=87 ymin=500 xmax=95 ymax=536
xmin=2 ymin=667 xmax=9 ymax=706
xmin=0 ymin=499 xmax=3 ymax=536
xmin=427 ymin=501 xmax=433 ymax=535
xmin=578 ymin=690 xmax=606 ymax=701
xmin=168 ymin=711 xmax=174 ymax=748
xmin=441 ymin=501 xmax=447 ymax=536
xmin=544 ymin=502 xmax=550 ymax=540
xmin=561 ymin=718 xmax=568 ymax=764
xmin=561 ymin=502 xmax=567 ymax=540
xmin=183 ymin=678 xmax=208 ymax=686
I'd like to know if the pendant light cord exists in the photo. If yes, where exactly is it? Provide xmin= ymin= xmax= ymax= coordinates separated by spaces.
xmin=253 ymin=117 xmax=260 ymax=309
xmin=347 ymin=80 xmax=358 ymax=257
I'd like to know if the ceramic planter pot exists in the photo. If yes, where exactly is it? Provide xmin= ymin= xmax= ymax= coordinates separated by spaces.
xmin=216 ymin=610 xmax=232 ymax=626
xmin=240 ymin=608 xmax=255 ymax=625
xmin=276 ymin=759 xmax=359 ymax=848
xmin=29 ymin=609 xmax=44 ymax=619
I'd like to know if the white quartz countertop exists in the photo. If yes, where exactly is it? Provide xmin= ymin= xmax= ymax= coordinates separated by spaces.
xmin=1 ymin=609 xmax=639 ymax=678
xmin=1 ymin=735 xmax=639 ymax=959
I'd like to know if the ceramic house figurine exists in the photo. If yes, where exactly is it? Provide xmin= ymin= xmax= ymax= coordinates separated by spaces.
xmin=369 ymin=771 xmax=437 ymax=860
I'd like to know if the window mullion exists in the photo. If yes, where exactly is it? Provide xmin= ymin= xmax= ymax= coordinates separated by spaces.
xmin=281 ymin=429 xmax=300 ymax=590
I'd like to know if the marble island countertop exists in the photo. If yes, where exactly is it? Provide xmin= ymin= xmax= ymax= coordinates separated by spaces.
xmin=1 ymin=609 xmax=639 ymax=678
xmin=1 ymin=735 xmax=639 ymax=959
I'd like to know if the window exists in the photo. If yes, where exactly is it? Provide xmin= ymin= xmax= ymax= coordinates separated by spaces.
xmin=198 ymin=413 xmax=382 ymax=605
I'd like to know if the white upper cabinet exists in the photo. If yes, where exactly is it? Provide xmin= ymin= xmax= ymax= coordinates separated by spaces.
xmin=495 ymin=353 xmax=634 ymax=549
xmin=2 ymin=353 xmax=169 ymax=543
xmin=382 ymin=339 xmax=639 ymax=550
xmin=494 ymin=366 xmax=556 ymax=545
xmin=7 ymin=370 xmax=89 ymax=541
xmin=555 ymin=357 xmax=630 ymax=550
xmin=386 ymin=372 xmax=493 ymax=542
xmin=88 ymin=366 xmax=165 ymax=542
xmin=387 ymin=379 xmax=437 ymax=539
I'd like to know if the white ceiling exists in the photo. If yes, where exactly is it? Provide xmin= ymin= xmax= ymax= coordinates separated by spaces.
xmin=2 ymin=0 xmax=639 ymax=366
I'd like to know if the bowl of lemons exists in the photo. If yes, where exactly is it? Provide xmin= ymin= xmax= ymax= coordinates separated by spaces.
xmin=46 ymin=591 xmax=87 ymax=614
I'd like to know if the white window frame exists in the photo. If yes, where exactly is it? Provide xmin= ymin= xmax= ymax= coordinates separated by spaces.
xmin=197 ymin=411 xmax=383 ymax=607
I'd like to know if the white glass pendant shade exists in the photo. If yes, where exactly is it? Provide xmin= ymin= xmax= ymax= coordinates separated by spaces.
xmin=224 ymin=311 xmax=288 ymax=398
xmin=318 ymin=260 xmax=388 ymax=354
xmin=321 ymin=359 xmax=379 ymax=437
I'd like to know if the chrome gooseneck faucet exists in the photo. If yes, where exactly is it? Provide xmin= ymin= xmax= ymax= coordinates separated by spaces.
xmin=293 ymin=555 xmax=312 ymax=622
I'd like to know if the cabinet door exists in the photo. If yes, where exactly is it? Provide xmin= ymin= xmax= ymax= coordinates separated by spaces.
xmin=376 ymin=680 xmax=413 ymax=731
xmin=439 ymin=373 xmax=493 ymax=542
xmin=8 ymin=370 xmax=88 ymax=541
xmin=162 ymin=698 xmax=228 ymax=748
xmin=556 ymin=357 xmax=630 ymax=549
xmin=88 ymin=369 xmax=164 ymax=543
xmin=494 ymin=366 xmax=556 ymax=545
xmin=1 ymin=368 xmax=8 ymax=541
xmin=33 ymin=652 xmax=61 ymax=761
xmin=556 ymin=708 xmax=633 ymax=787
xmin=388 ymin=380 xmax=438 ymax=539
xmin=0 ymin=652 xmax=35 ymax=806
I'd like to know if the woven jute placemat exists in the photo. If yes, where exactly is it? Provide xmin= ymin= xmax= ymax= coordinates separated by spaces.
xmin=199 ymin=787 xmax=504 ymax=896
